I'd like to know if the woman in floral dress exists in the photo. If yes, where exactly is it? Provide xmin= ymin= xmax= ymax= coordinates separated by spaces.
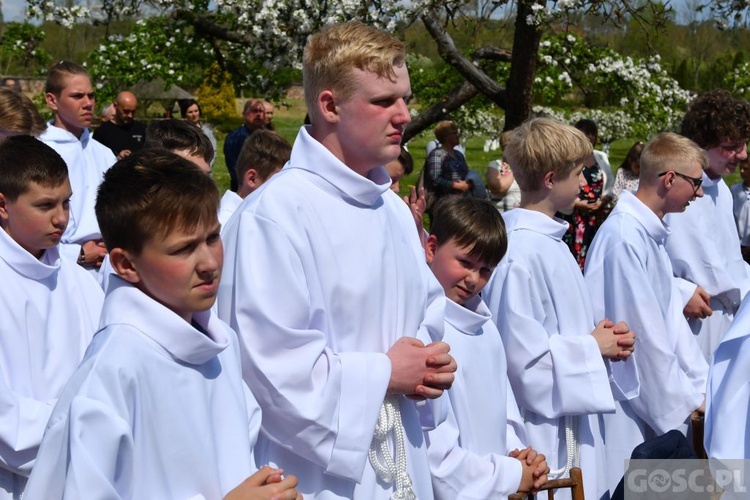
xmin=562 ymin=158 xmax=606 ymax=271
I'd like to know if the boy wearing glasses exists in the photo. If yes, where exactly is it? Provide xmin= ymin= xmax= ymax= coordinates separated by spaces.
xmin=664 ymin=89 xmax=750 ymax=361
xmin=585 ymin=132 xmax=709 ymax=492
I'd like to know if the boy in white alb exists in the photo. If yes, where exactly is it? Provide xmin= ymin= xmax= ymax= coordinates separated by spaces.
xmin=0 ymin=136 xmax=103 ymax=499
xmin=219 ymin=129 xmax=290 ymax=226
xmin=218 ymin=21 xmax=456 ymax=499
xmin=39 ymin=61 xmax=115 ymax=270
xmin=664 ymin=90 xmax=750 ymax=360
xmin=482 ymin=118 xmax=637 ymax=500
xmin=24 ymin=150 xmax=301 ymax=499
xmin=584 ymin=133 xmax=709 ymax=491
xmin=423 ymin=196 xmax=549 ymax=499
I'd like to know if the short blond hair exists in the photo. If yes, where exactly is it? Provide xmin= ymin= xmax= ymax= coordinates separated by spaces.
xmin=503 ymin=118 xmax=592 ymax=192
xmin=303 ymin=21 xmax=405 ymax=124
xmin=639 ymin=132 xmax=708 ymax=182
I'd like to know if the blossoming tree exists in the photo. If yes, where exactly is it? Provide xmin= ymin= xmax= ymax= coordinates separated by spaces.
xmin=24 ymin=0 xmax=723 ymax=141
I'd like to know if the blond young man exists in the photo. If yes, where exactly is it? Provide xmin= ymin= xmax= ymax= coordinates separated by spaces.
xmin=585 ymin=133 xmax=709 ymax=491
xmin=218 ymin=21 xmax=456 ymax=499
xmin=482 ymin=118 xmax=636 ymax=500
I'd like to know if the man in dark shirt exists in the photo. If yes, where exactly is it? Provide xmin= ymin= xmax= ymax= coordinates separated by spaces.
xmin=223 ymin=99 xmax=266 ymax=191
xmin=93 ymin=91 xmax=146 ymax=159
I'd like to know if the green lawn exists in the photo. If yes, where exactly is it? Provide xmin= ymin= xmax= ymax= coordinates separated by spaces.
xmin=212 ymin=99 xmax=743 ymax=194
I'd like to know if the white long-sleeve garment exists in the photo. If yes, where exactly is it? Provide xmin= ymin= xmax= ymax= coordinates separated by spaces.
xmin=584 ymin=191 xmax=707 ymax=491
xmin=483 ymin=208 xmax=638 ymax=500
xmin=730 ymin=181 xmax=750 ymax=246
xmin=664 ymin=173 xmax=750 ymax=360
xmin=24 ymin=277 xmax=261 ymax=499
xmin=39 ymin=124 xmax=115 ymax=263
xmin=218 ymin=126 xmax=446 ymax=499
xmin=0 ymin=229 xmax=103 ymax=499
xmin=425 ymin=296 xmax=525 ymax=499
xmin=705 ymin=294 xmax=750 ymax=459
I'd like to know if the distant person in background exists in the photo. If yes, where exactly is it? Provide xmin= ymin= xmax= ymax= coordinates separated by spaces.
xmin=486 ymin=130 xmax=521 ymax=212
xmin=575 ymin=119 xmax=614 ymax=207
xmin=424 ymin=120 xmax=470 ymax=198
xmin=100 ymin=103 xmax=115 ymax=123
xmin=93 ymin=90 xmax=146 ymax=160
xmin=180 ymin=99 xmax=217 ymax=167
xmin=385 ymin=146 xmax=413 ymax=195
xmin=731 ymin=159 xmax=750 ymax=263
xmin=0 ymin=87 xmax=46 ymax=140
xmin=1 ymin=77 xmax=21 ymax=92
xmin=561 ymin=119 xmax=611 ymax=270
xmin=263 ymin=101 xmax=276 ymax=131
xmin=612 ymin=141 xmax=644 ymax=204
xmin=223 ymin=99 xmax=266 ymax=192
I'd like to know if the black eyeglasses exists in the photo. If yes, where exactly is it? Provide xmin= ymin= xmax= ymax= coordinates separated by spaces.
xmin=658 ymin=171 xmax=703 ymax=194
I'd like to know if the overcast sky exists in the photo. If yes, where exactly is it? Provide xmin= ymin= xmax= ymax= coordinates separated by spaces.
xmin=0 ymin=0 xmax=713 ymax=26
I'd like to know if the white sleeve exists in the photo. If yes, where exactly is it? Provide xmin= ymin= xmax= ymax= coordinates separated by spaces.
xmin=425 ymin=398 xmax=523 ymax=499
xmin=590 ymin=241 xmax=704 ymax=433
xmin=24 ymin=397 xmax=134 ymax=500
xmin=495 ymin=262 xmax=615 ymax=417
xmin=0 ymin=376 xmax=54 ymax=476
xmin=222 ymin=213 xmax=391 ymax=482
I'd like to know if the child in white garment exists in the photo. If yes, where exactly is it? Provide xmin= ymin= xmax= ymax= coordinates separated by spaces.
xmin=24 ymin=150 xmax=301 ymax=499
xmin=0 ymin=136 xmax=104 ymax=498
xmin=424 ymin=195 xmax=549 ymax=499
xmin=481 ymin=117 xmax=637 ymax=500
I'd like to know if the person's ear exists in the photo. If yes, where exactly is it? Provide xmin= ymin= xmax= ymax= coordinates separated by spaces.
xmin=425 ymin=234 xmax=439 ymax=265
xmin=317 ymin=90 xmax=339 ymax=124
xmin=543 ymin=171 xmax=555 ymax=190
xmin=0 ymin=192 xmax=9 ymax=224
xmin=245 ymin=168 xmax=259 ymax=189
xmin=109 ymin=247 xmax=140 ymax=284
xmin=45 ymin=92 xmax=58 ymax=112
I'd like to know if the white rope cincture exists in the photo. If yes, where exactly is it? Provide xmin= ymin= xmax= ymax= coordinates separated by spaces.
xmin=368 ymin=394 xmax=417 ymax=500
xmin=548 ymin=414 xmax=581 ymax=480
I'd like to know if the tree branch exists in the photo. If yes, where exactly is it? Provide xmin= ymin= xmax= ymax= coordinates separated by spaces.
xmin=472 ymin=46 xmax=513 ymax=62
xmin=403 ymin=80 xmax=479 ymax=143
xmin=171 ymin=9 xmax=256 ymax=46
xmin=421 ymin=12 xmax=506 ymax=109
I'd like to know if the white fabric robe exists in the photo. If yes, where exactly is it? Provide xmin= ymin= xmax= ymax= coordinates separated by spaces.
xmin=218 ymin=190 xmax=243 ymax=228
xmin=594 ymin=150 xmax=614 ymax=199
xmin=483 ymin=208 xmax=636 ymax=500
xmin=584 ymin=191 xmax=708 ymax=491
xmin=425 ymin=296 xmax=525 ymax=499
xmin=218 ymin=126 xmax=446 ymax=499
xmin=39 ymin=124 xmax=115 ymax=263
xmin=730 ymin=181 xmax=750 ymax=246
xmin=24 ymin=276 xmax=261 ymax=499
xmin=0 ymin=229 xmax=103 ymax=499
xmin=664 ymin=173 xmax=750 ymax=360
xmin=705 ymin=294 xmax=750 ymax=459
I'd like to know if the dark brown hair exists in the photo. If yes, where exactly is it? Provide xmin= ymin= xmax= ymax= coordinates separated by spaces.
xmin=95 ymin=149 xmax=219 ymax=254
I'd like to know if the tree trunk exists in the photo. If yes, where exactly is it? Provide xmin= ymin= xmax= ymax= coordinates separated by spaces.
xmin=504 ymin=0 xmax=545 ymax=131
